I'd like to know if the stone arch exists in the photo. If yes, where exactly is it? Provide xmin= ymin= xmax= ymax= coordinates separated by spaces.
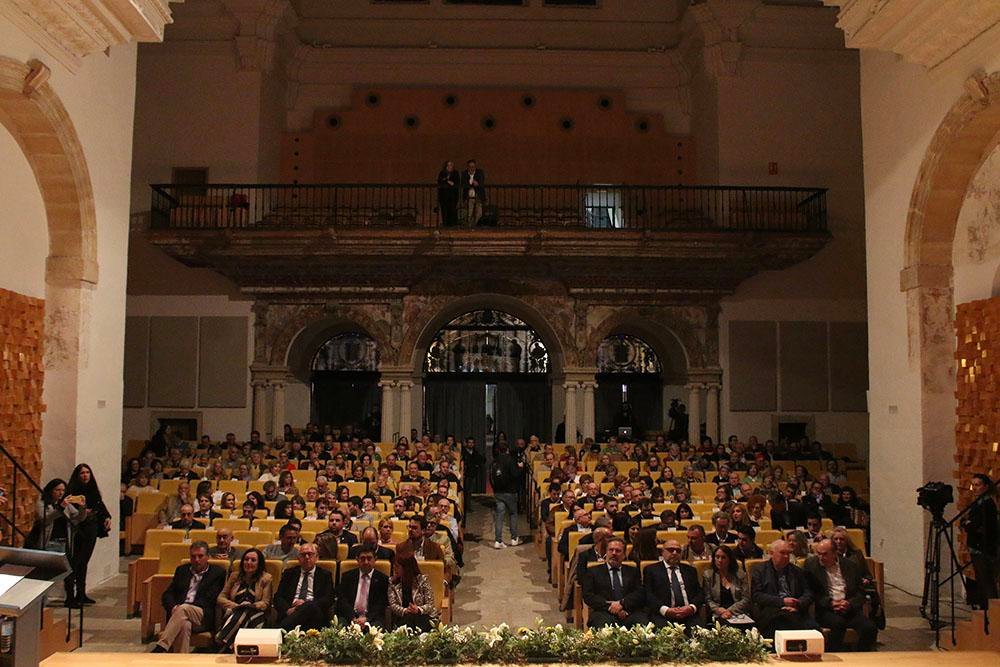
xmin=902 ymin=70 xmax=1000 ymax=485
xmin=266 ymin=303 xmax=393 ymax=371
xmin=403 ymin=293 xmax=567 ymax=376
xmin=285 ymin=317 xmax=382 ymax=383
xmin=585 ymin=308 xmax=702 ymax=378
xmin=0 ymin=57 xmax=98 ymax=484
xmin=0 ymin=57 xmax=97 ymax=286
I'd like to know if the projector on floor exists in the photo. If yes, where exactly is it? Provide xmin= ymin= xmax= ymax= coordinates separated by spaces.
xmin=234 ymin=628 xmax=282 ymax=661
xmin=774 ymin=629 xmax=824 ymax=658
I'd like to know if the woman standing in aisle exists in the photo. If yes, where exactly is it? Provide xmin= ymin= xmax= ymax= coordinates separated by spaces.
xmin=64 ymin=464 xmax=112 ymax=606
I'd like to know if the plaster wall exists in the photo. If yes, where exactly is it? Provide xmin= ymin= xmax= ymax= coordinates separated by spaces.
xmin=860 ymin=37 xmax=1000 ymax=592
xmin=0 ymin=15 xmax=139 ymax=585
xmin=0 ymin=125 xmax=47 ymax=299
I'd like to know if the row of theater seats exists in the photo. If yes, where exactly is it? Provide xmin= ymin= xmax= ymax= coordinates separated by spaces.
xmin=141 ymin=556 xmax=448 ymax=645
xmin=134 ymin=531 xmax=452 ymax=643
xmin=572 ymin=557 xmax=885 ymax=630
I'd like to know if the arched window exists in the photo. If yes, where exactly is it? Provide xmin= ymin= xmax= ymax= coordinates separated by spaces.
xmin=596 ymin=334 xmax=661 ymax=374
xmin=312 ymin=332 xmax=379 ymax=371
xmin=424 ymin=309 xmax=548 ymax=374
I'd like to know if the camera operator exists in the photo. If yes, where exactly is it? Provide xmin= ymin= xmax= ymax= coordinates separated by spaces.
xmin=961 ymin=474 xmax=999 ymax=609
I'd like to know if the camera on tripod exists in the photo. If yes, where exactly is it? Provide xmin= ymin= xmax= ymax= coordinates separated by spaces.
xmin=917 ymin=481 xmax=953 ymax=516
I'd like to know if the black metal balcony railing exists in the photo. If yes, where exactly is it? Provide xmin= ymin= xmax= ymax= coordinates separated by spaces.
xmin=150 ymin=183 xmax=827 ymax=233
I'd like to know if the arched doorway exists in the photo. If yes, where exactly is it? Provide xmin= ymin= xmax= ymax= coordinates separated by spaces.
xmin=310 ymin=331 xmax=381 ymax=434
xmin=423 ymin=308 xmax=552 ymax=449
xmin=595 ymin=334 xmax=663 ymax=440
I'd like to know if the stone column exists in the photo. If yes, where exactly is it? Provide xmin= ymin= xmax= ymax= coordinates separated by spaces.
xmin=563 ymin=382 xmax=578 ymax=445
xmin=398 ymin=381 xmax=413 ymax=441
xmin=705 ymin=382 xmax=720 ymax=444
xmin=581 ymin=381 xmax=597 ymax=443
xmin=271 ymin=380 xmax=286 ymax=443
xmin=686 ymin=382 xmax=703 ymax=446
xmin=252 ymin=379 xmax=269 ymax=436
xmin=379 ymin=380 xmax=396 ymax=443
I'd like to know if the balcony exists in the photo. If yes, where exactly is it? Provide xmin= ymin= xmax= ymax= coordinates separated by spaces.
xmin=146 ymin=183 xmax=830 ymax=298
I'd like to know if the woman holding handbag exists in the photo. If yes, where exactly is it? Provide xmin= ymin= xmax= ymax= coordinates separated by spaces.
xmin=64 ymin=463 xmax=112 ymax=607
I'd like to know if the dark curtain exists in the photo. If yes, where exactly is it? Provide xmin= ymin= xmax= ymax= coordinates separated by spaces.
xmin=424 ymin=378 xmax=488 ymax=447
xmin=595 ymin=374 xmax=662 ymax=439
xmin=311 ymin=371 xmax=380 ymax=432
xmin=496 ymin=379 xmax=551 ymax=442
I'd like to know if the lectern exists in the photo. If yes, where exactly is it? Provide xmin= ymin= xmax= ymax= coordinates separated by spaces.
xmin=0 ymin=546 xmax=71 ymax=667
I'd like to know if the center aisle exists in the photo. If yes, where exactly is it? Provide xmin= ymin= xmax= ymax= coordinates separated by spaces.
xmin=451 ymin=497 xmax=565 ymax=628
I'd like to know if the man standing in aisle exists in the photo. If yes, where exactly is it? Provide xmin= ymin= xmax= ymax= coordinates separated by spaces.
xmin=491 ymin=439 xmax=523 ymax=549
xmin=461 ymin=159 xmax=486 ymax=226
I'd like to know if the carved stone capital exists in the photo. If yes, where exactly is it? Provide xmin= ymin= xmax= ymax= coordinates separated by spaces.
xmin=686 ymin=0 xmax=759 ymax=78
xmin=222 ymin=0 xmax=294 ymax=72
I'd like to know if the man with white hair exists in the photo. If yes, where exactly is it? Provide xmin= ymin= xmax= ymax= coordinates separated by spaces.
xmin=750 ymin=539 xmax=818 ymax=638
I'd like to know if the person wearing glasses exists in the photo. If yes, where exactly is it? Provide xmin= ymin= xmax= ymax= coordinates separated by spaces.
xmin=645 ymin=539 xmax=704 ymax=630
xmin=272 ymin=543 xmax=333 ymax=631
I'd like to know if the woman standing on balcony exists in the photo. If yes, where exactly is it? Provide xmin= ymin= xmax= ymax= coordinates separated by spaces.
xmin=64 ymin=464 xmax=112 ymax=607
xmin=437 ymin=160 xmax=460 ymax=227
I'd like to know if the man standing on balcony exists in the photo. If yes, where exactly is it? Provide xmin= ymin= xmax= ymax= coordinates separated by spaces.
xmin=462 ymin=159 xmax=486 ymax=226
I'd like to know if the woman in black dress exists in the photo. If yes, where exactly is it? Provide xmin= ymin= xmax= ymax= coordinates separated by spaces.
xmin=64 ymin=463 xmax=112 ymax=606
xmin=437 ymin=160 xmax=460 ymax=227
xmin=216 ymin=547 xmax=272 ymax=651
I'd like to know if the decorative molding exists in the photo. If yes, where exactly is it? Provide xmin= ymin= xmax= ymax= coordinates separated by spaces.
xmin=0 ymin=0 xmax=177 ymax=72
xmin=222 ymin=0 xmax=293 ymax=72
xmin=685 ymin=0 xmax=760 ymax=78
xmin=826 ymin=0 xmax=1000 ymax=69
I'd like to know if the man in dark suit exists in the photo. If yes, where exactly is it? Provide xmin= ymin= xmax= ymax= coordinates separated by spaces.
xmin=734 ymin=525 xmax=764 ymax=564
xmin=168 ymin=504 xmax=206 ymax=535
xmin=273 ymin=543 xmax=334 ymax=631
xmin=750 ymin=539 xmax=818 ymax=638
xmin=576 ymin=525 xmax=612 ymax=580
xmin=805 ymin=539 xmax=877 ymax=651
xmin=705 ymin=511 xmax=738 ymax=547
xmin=315 ymin=509 xmax=358 ymax=559
xmin=581 ymin=537 xmax=647 ymax=627
xmin=348 ymin=526 xmax=395 ymax=562
xmin=152 ymin=541 xmax=226 ymax=653
xmin=644 ymin=539 xmax=705 ymax=630
xmin=336 ymin=545 xmax=390 ymax=629
xmin=461 ymin=159 xmax=486 ymax=226
xmin=770 ymin=492 xmax=808 ymax=531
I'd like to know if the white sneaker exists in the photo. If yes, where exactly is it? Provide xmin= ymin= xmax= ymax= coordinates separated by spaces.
xmin=493 ymin=541 xmax=505 ymax=549
xmin=510 ymin=537 xmax=521 ymax=546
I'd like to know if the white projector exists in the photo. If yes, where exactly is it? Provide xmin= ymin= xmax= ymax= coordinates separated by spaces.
xmin=773 ymin=629 xmax=824 ymax=658
xmin=234 ymin=628 xmax=282 ymax=660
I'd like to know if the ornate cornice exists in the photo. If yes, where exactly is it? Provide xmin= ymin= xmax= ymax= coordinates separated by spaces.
xmin=684 ymin=0 xmax=760 ymax=78
xmin=221 ymin=0 xmax=294 ymax=72
xmin=0 ymin=0 xmax=178 ymax=71
xmin=825 ymin=0 xmax=1000 ymax=69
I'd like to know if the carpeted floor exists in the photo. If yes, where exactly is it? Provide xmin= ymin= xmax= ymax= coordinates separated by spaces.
xmin=67 ymin=500 xmax=957 ymax=652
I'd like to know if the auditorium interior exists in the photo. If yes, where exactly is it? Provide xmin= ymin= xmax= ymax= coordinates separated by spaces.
xmin=0 ymin=0 xmax=999 ymax=663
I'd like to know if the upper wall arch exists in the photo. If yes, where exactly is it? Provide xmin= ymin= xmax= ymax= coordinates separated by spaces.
xmin=402 ymin=293 xmax=568 ymax=375
xmin=0 ymin=57 xmax=97 ymax=287
xmin=584 ymin=307 xmax=703 ymax=375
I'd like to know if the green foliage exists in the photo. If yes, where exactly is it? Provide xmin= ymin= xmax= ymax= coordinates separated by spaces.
xmin=280 ymin=620 xmax=772 ymax=665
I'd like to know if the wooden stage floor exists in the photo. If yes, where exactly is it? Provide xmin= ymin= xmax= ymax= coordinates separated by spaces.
xmin=39 ymin=651 xmax=1000 ymax=666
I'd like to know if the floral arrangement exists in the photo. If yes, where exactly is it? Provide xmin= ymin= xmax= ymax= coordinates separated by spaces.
xmin=282 ymin=620 xmax=771 ymax=665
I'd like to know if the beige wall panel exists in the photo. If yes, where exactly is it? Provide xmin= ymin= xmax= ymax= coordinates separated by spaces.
xmin=199 ymin=316 xmax=248 ymax=408
xmin=729 ymin=321 xmax=777 ymax=412
xmin=123 ymin=316 xmax=149 ymax=408
xmin=148 ymin=316 xmax=198 ymax=407
xmin=780 ymin=321 xmax=829 ymax=412
xmin=829 ymin=321 xmax=867 ymax=413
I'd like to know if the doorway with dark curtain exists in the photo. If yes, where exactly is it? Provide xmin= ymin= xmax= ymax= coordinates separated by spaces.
xmin=495 ymin=378 xmax=551 ymax=443
xmin=311 ymin=371 xmax=381 ymax=434
xmin=595 ymin=374 xmax=663 ymax=441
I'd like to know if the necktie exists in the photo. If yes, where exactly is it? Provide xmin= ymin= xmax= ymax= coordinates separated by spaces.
xmin=297 ymin=570 xmax=311 ymax=600
xmin=610 ymin=568 xmax=623 ymax=600
xmin=355 ymin=573 xmax=370 ymax=615
xmin=669 ymin=567 xmax=685 ymax=607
